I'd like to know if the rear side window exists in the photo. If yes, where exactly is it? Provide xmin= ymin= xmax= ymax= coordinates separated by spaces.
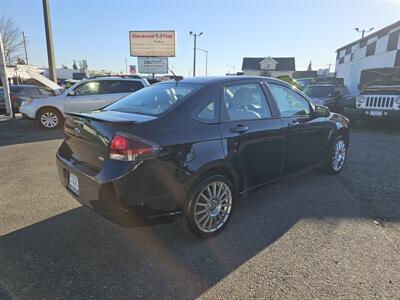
xmin=193 ymin=88 xmax=220 ymax=123
xmin=223 ymin=83 xmax=271 ymax=121
xmin=269 ymin=83 xmax=311 ymax=117
xmin=101 ymin=80 xmax=144 ymax=94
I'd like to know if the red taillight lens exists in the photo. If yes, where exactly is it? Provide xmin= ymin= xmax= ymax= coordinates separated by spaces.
xmin=109 ymin=132 xmax=160 ymax=161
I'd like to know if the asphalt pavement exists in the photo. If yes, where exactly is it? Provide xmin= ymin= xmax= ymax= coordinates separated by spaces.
xmin=0 ymin=117 xmax=399 ymax=299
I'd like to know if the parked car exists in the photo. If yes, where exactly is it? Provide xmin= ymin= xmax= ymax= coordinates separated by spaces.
xmin=20 ymin=77 xmax=149 ymax=129
xmin=304 ymin=80 xmax=354 ymax=114
xmin=56 ymin=76 xmax=350 ymax=238
xmin=347 ymin=68 xmax=400 ymax=120
xmin=0 ymin=84 xmax=56 ymax=114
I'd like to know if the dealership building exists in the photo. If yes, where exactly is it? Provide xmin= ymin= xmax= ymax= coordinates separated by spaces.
xmin=335 ymin=20 xmax=400 ymax=96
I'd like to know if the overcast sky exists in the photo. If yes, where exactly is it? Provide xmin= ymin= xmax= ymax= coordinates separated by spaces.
xmin=1 ymin=0 xmax=400 ymax=75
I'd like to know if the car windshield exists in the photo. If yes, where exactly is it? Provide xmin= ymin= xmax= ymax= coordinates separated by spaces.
xmin=105 ymin=83 xmax=199 ymax=116
xmin=304 ymin=86 xmax=335 ymax=97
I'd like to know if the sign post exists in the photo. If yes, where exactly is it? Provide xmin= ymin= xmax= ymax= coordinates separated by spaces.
xmin=0 ymin=34 xmax=14 ymax=118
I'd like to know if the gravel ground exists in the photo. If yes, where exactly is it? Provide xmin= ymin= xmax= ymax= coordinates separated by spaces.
xmin=0 ymin=117 xmax=399 ymax=299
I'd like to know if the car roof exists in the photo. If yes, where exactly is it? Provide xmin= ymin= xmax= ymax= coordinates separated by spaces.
xmin=158 ymin=76 xmax=289 ymax=86
xmin=87 ymin=77 xmax=144 ymax=81
xmin=308 ymin=83 xmax=341 ymax=87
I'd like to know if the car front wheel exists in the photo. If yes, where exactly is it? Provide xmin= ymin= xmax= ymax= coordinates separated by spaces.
xmin=38 ymin=108 xmax=63 ymax=129
xmin=324 ymin=136 xmax=348 ymax=174
xmin=179 ymin=175 xmax=235 ymax=238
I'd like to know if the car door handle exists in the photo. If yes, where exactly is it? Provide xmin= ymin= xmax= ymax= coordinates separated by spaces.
xmin=230 ymin=125 xmax=249 ymax=134
xmin=287 ymin=120 xmax=300 ymax=127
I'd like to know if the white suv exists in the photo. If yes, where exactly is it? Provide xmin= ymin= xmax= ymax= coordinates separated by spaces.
xmin=20 ymin=77 xmax=149 ymax=129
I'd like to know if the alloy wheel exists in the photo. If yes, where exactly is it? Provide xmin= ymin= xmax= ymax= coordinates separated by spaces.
xmin=194 ymin=181 xmax=233 ymax=233
xmin=332 ymin=139 xmax=346 ymax=171
xmin=40 ymin=112 xmax=59 ymax=128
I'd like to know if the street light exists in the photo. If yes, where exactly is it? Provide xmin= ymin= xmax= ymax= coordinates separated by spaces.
xmin=355 ymin=27 xmax=374 ymax=39
xmin=227 ymin=64 xmax=235 ymax=74
xmin=189 ymin=31 xmax=203 ymax=77
xmin=196 ymin=48 xmax=208 ymax=76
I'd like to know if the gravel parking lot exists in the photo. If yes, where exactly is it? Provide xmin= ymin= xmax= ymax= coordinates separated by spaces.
xmin=0 ymin=116 xmax=399 ymax=299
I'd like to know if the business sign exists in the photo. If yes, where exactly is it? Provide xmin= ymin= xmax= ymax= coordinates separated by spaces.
xmin=138 ymin=57 xmax=168 ymax=74
xmin=130 ymin=31 xmax=176 ymax=57
xmin=129 ymin=65 xmax=137 ymax=75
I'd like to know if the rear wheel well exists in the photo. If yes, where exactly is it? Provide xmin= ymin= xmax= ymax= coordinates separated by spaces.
xmin=191 ymin=165 xmax=241 ymax=196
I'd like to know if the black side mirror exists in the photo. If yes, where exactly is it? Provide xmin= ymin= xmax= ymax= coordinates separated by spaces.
xmin=314 ymin=105 xmax=330 ymax=117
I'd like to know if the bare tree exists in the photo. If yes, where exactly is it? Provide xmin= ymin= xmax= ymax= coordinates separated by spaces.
xmin=0 ymin=16 xmax=23 ymax=64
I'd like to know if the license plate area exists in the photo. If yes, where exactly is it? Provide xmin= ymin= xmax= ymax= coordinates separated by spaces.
xmin=369 ymin=110 xmax=383 ymax=117
xmin=68 ymin=172 xmax=79 ymax=195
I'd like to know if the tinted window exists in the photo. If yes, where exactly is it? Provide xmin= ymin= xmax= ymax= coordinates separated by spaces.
xmin=105 ymin=83 xmax=199 ymax=116
xmin=269 ymin=83 xmax=310 ymax=117
xmin=197 ymin=102 xmax=215 ymax=121
xmin=223 ymin=83 xmax=271 ymax=121
xmin=304 ymin=85 xmax=335 ymax=97
xmin=387 ymin=29 xmax=400 ymax=52
xmin=366 ymin=41 xmax=377 ymax=57
xmin=101 ymin=80 xmax=144 ymax=94
xmin=73 ymin=81 xmax=100 ymax=96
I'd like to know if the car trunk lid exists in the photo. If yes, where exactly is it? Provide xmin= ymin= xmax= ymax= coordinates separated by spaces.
xmin=62 ymin=110 xmax=157 ymax=171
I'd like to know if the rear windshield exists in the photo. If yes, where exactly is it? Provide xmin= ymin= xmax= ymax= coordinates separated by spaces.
xmin=105 ymin=83 xmax=199 ymax=116
xmin=304 ymin=85 xmax=335 ymax=97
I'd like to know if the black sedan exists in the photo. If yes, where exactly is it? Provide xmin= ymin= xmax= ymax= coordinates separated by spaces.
xmin=56 ymin=76 xmax=350 ymax=238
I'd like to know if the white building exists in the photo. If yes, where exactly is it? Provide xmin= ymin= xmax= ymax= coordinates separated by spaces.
xmin=335 ymin=20 xmax=400 ymax=96
xmin=241 ymin=56 xmax=296 ymax=77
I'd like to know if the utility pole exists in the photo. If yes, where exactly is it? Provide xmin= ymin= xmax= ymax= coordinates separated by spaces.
xmin=124 ymin=57 xmax=128 ymax=74
xmin=42 ymin=0 xmax=57 ymax=83
xmin=189 ymin=31 xmax=203 ymax=77
xmin=21 ymin=32 xmax=29 ymax=65
xmin=0 ymin=34 xmax=14 ymax=118
xmin=355 ymin=27 xmax=374 ymax=39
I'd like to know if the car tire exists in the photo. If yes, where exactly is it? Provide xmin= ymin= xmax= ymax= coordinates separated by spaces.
xmin=323 ymin=136 xmax=348 ymax=175
xmin=37 ymin=108 xmax=63 ymax=129
xmin=178 ymin=174 xmax=235 ymax=238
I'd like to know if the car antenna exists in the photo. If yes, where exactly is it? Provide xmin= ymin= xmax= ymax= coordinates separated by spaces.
xmin=166 ymin=66 xmax=181 ymax=85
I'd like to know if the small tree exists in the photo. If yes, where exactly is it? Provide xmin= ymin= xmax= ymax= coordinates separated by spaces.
xmin=307 ymin=61 xmax=312 ymax=71
xmin=0 ymin=16 xmax=24 ymax=64
xmin=72 ymin=60 xmax=78 ymax=69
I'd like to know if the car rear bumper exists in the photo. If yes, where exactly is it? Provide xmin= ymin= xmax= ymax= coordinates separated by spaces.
xmin=344 ymin=107 xmax=400 ymax=119
xmin=56 ymin=153 xmax=182 ymax=227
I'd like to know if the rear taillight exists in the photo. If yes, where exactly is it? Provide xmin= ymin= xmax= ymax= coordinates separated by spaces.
xmin=109 ymin=132 xmax=160 ymax=161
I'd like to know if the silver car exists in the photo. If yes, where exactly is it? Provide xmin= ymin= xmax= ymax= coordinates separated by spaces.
xmin=20 ymin=77 xmax=149 ymax=129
